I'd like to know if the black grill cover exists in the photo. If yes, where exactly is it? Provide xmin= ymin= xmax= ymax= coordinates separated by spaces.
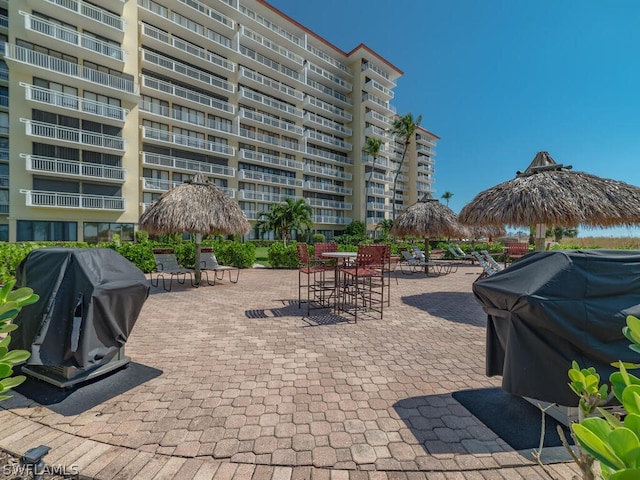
xmin=10 ymin=248 xmax=149 ymax=370
xmin=473 ymin=249 xmax=640 ymax=406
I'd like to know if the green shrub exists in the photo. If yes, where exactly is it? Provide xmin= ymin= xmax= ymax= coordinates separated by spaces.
xmin=102 ymin=242 xmax=156 ymax=273
xmin=135 ymin=230 xmax=149 ymax=244
xmin=312 ymin=233 xmax=326 ymax=244
xmin=268 ymin=242 xmax=299 ymax=268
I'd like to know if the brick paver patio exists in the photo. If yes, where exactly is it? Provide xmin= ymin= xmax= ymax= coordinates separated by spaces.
xmin=0 ymin=265 xmax=580 ymax=479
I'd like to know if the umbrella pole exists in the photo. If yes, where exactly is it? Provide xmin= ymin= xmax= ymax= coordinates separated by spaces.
xmin=424 ymin=237 xmax=430 ymax=274
xmin=194 ymin=233 xmax=202 ymax=285
xmin=535 ymin=223 xmax=546 ymax=251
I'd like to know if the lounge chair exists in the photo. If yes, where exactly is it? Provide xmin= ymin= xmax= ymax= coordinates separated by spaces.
xmin=151 ymin=248 xmax=198 ymax=291
xmin=446 ymin=245 xmax=474 ymax=264
xmin=399 ymin=249 xmax=425 ymax=274
xmin=471 ymin=251 xmax=499 ymax=280
xmin=200 ymin=247 xmax=240 ymax=285
xmin=481 ymin=250 xmax=504 ymax=273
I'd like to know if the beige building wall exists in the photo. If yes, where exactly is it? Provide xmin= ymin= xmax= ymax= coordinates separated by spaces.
xmin=0 ymin=0 xmax=437 ymax=243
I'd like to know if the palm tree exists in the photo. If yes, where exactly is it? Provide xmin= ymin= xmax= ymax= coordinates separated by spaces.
xmin=391 ymin=112 xmax=422 ymax=220
xmin=256 ymin=198 xmax=313 ymax=246
xmin=441 ymin=191 xmax=454 ymax=207
xmin=375 ymin=219 xmax=394 ymax=240
xmin=362 ymin=137 xmax=382 ymax=224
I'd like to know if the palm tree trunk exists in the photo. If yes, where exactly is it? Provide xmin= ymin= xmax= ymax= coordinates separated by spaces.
xmin=391 ymin=144 xmax=409 ymax=221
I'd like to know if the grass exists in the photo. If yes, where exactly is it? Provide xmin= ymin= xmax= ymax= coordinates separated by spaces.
xmin=555 ymin=237 xmax=640 ymax=250
xmin=255 ymin=246 xmax=270 ymax=267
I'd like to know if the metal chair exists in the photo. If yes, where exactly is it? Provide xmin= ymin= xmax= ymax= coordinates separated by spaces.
xmin=337 ymin=244 xmax=385 ymax=322
xmin=296 ymin=243 xmax=333 ymax=315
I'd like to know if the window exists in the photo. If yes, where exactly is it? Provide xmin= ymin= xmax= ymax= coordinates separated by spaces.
xmin=0 ymin=225 xmax=7 ymax=242
xmin=17 ymin=220 xmax=77 ymax=241
xmin=83 ymin=222 xmax=133 ymax=243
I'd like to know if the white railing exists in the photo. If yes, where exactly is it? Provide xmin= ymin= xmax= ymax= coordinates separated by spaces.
xmin=141 ymin=126 xmax=235 ymax=156
xmin=305 ymin=130 xmax=352 ymax=151
xmin=5 ymin=44 xmax=137 ymax=94
xmin=367 ymin=187 xmax=392 ymax=198
xmin=240 ymin=149 xmax=303 ymax=170
xmin=23 ymin=13 xmax=125 ymax=61
xmin=21 ymin=83 xmax=129 ymax=121
xmin=306 ymin=43 xmax=351 ymax=77
xmin=238 ymin=4 xmax=302 ymax=48
xmin=307 ymin=62 xmax=352 ymax=92
xmin=176 ymin=0 xmax=234 ymax=30
xmin=141 ymin=75 xmax=235 ymax=114
xmin=313 ymin=215 xmax=351 ymax=225
xmin=362 ymin=153 xmax=390 ymax=168
xmin=22 ymin=119 xmax=125 ymax=150
xmin=304 ymin=147 xmax=351 ymax=165
xmin=367 ymin=202 xmax=392 ymax=212
xmin=238 ymin=87 xmax=303 ymax=118
xmin=362 ymin=93 xmax=396 ymax=113
xmin=304 ymin=164 xmax=352 ymax=180
xmin=239 ymin=109 xmax=303 ymax=136
xmin=240 ymin=169 xmax=303 ymax=188
xmin=303 ymin=112 xmax=352 ymax=136
xmin=365 ymin=125 xmax=391 ymax=141
xmin=366 ymin=110 xmax=391 ymax=126
xmin=141 ymin=49 xmax=234 ymax=93
xmin=21 ymin=189 xmax=125 ymax=210
xmin=0 ymin=175 xmax=8 ymax=188
xmin=44 ymin=0 xmax=125 ymax=31
xmin=306 ymin=77 xmax=351 ymax=105
xmin=304 ymin=95 xmax=352 ymax=121
xmin=141 ymin=23 xmax=234 ymax=72
xmin=365 ymin=79 xmax=393 ymax=98
xmin=141 ymin=152 xmax=235 ymax=177
xmin=239 ymin=67 xmax=303 ymax=100
xmin=240 ymin=25 xmax=304 ymax=66
xmin=0 ymin=14 xmax=8 ymax=29
xmin=238 ymin=45 xmax=301 ymax=83
xmin=239 ymin=191 xmax=292 ymax=203
xmin=0 ymin=148 xmax=8 ymax=162
xmin=24 ymin=154 xmax=125 ymax=181
xmin=239 ymin=128 xmax=300 ymax=152
xmin=306 ymin=198 xmax=352 ymax=210
xmin=362 ymin=62 xmax=396 ymax=86
xmin=139 ymin=101 xmax=233 ymax=134
xmin=304 ymin=181 xmax=351 ymax=195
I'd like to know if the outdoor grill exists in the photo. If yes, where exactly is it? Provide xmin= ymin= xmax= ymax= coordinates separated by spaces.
xmin=9 ymin=248 xmax=150 ymax=388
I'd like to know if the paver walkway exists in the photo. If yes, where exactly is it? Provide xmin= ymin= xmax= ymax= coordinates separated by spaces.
xmin=0 ymin=265 xmax=580 ymax=479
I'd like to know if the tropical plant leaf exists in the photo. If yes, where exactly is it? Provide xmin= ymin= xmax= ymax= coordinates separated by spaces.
xmin=0 ymin=336 xmax=8 ymax=349
xmin=610 ymin=468 xmax=640 ymax=480
xmin=0 ymin=362 xmax=12 ymax=378
xmin=0 ymin=349 xmax=30 ymax=364
xmin=0 ymin=308 xmax=20 ymax=322
xmin=608 ymin=428 xmax=640 ymax=467
xmin=0 ymin=279 xmax=16 ymax=303
xmin=622 ymin=386 xmax=640 ymax=416
xmin=573 ymin=419 xmax=625 ymax=470
xmin=0 ymin=323 xmax=18 ymax=334
xmin=0 ymin=374 xmax=26 ymax=390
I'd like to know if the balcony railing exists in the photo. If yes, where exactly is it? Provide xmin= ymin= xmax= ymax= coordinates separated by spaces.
xmin=239 ymin=191 xmax=292 ymax=203
xmin=141 ymin=126 xmax=235 ymax=156
xmin=239 ymin=109 xmax=303 ymax=136
xmin=303 ymin=112 xmax=352 ymax=136
xmin=306 ymin=198 xmax=352 ymax=210
xmin=307 ymin=62 xmax=352 ymax=92
xmin=21 ymin=189 xmax=125 ymax=210
xmin=23 ymin=13 xmax=125 ymax=61
xmin=240 ymin=25 xmax=304 ymax=66
xmin=141 ymin=75 xmax=234 ymax=115
xmin=141 ymin=152 xmax=235 ymax=177
xmin=139 ymin=101 xmax=234 ymax=134
xmin=364 ymin=79 xmax=393 ymax=99
xmin=22 ymin=119 xmax=125 ymax=151
xmin=141 ymin=23 xmax=234 ymax=72
xmin=240 ymin=169 xmax=303 ymax=188
xmin=305 ymin=77 xmax=351 ymax=105
xmin=367 ymin=202 xmax=392 ymax=212
xmin=238 ymin=4 xmax=302 ymax=48
xmin=367 ymin=187 xmax=392 ymax=198
xmin=141 ymin=49 xmax=233 ymax=93
xmin=238 ymin=67 xmax=302 ymax=100
xmin=44 ymin=0 xmax=125 ymax=31
xmin=239 ymin=128 xmax=300 ymax=152
xmin=361 ymin=62 xmax=396 ymax=86
xmin=306 ymin=43 xmax=351 ymax=77
xmin=304 ymin=130 xmax=352 ymax=151
xmin=238 ymin=45 xmax=301 ymax=83
xmin=304 ymin=164 xmax=352 ymax=180
xmin=21 ymin=83 xmax=129 ymax=121
xmin=304 ymin=181 xmax=351 ymax=195
xmin=313 ymin=215 xmax=351 ymax=225
xmin=238 ymin=87 xmax=303 ymax=118
xmin=0 ymin=14 xmax=7 ymax=29
xmin=304 ymin=147 xmax=351 ymax=165
xmin=303 ymin=95 xmax=352 ymax=122
xmin=0 ymin=175 xmax=8 ymax=188
xmin=176 ymin=0 xmax=234 ymax=30
xmin=239 ymin=149 xmax=303 ymax=170
xmin=0 ymin=148 xmax=8 ymax=162
xmin=5 ymin=44 xmax=137 ymax=94
xmin=362 ymin=93 xmax=395 ymax=113
xmin=24 ymin=154 xmax=125 ymax=181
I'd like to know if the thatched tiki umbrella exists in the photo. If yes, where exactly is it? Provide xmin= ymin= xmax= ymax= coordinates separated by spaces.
xmin=139 ymin=173 xmax=251 ymax=284
xmin=391 ymin=194 xmax=465 ymax=273
xmin=460 ymin=152 xmax=640 ymax=250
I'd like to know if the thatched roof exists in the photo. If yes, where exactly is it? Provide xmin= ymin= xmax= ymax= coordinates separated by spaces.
xmin=139 ymin=173 xmax=251 ymax=235
xmin=391 ymin=195 xmax=465 ymax=238
xmin=459 ymin=152 xmax=640 ymax=228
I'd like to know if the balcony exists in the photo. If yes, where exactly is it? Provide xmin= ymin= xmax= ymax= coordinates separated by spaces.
xmin=176 ymin=0 xmax=234 ymax=31
xmin=416 ymin=134 xmax=437 ymax=148
xmin=367 ymin=202 xmax=392 ymax=212
xmin=43 ymin=0 xmax=125 ymax=33
xmin=238 ymin=45 xmax=301 ymax=85
xmin=24 ymin=154 xmax=125 ymax=182
xmin=141 ymin=23 xmax=234 ymax=73
xmin=239 ymin=128 xmax=300 ymax=152
xmin=23 ymin=12 xmax=125 ymax=65
xmin=418 ymin=155 xmax=435 ymax=166
xmin=239 ymin=191 xmax=294 ymax=203
xmin=313 ymin=215 xmax=351 ymax=225
xmin=141 ymin=49 xmax=234 ymax=94
xmin=240 ymin=169 xmax=303 ymax=188
xmin=362 ymin=93 xmax=395 ymax=114
xmin=239 ymin=87 xmax=303 ymax=119
xmin=239 ymin=149 xmax=303 ymax=171
xmin=304 ymin=181 xmax=351 ymax=195
xmin=367 ymin=187 xmax=392 ymax=198
xmin=22 ymin=119 xmax=125 ymax=151
xmin=365 ymin=125 xmax=391 ymax=142
xmin=239 ymin=25 xmax=304 ymax=68
xmin=21 ymin=189 xmax=125 ymax=210
xmin=305 ymin=78 xmax=352 ymax=106
xmin=306 ymin=62 xmax=352 ymax=92
xmin=141 ymin=126 xmax=235 ymax=156
xmin=241 ymin=209 xmax=258 ymax=221
xmin=0 ymin=175 xmax=8 ymax=188
xmin=0 ymin=148 xmax=8 ymax=163
xmin=365 ymin=110 xmax=391 ymax=129
xmin=303 ymin=112 xmax=352 ymax=136
xmin=304 ymin=147 xmax=351 ymax=166
xmin=364 ymin=79 xmax=393 ymax=100
xmin=369 ymin=171 xmax=393 ymax=183
xmin=21 ymin=83 xmax=129 ymax=122
xmin=361 ymin=62 xmax=396 ymax=87
xmin=238 ymin=4 xmax=303 ymax=49
xmin=418 ymin=165 xmax=435 ymax=175
xmin=5 ymin=44 xmax=138 ymax=96
xmin=141 ymin=75 xmax=235 ymax=116
xmin=303 ymin=96 xmax=352 ymax=122
xmin=139 ymin=101 xmax=234 ymax=135
xmin=142 ymin=152 xmax=235 ymax=177
xmin=238 ymin=67 xmax=303 ymax=101
xmin=305 ymin=164 xmax=352 ymax=181
xmin=306 ymin=43 xmax=351 ymax=77
xmin=306 ymin=198 xmax=352 ymax=210
xmin=416 ymin=144 xmax=435 ymax=154
xmin=0 ymin=69 xmax=7 ymax=83
xmin=362 ymin=153 xmax=390 ymax=169
xmin=304 ymin=130 xmax=352 ymax=152
xmin=239 ymin=109 xmax=303 ymax=136
xmin=0 ymin=13 xmax=7 ymax=29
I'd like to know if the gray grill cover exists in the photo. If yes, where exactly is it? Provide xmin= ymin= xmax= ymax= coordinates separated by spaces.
xmin=473 ymin=249 xmax=640 ymax=406
xmin=10 ymin=248 xmax=149 ymax=369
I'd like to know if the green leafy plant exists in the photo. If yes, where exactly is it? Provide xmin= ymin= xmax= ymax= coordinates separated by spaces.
xmin=0 ymin=279 xmax=39 ymax=401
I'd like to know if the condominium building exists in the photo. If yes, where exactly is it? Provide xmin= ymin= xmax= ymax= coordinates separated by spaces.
xmin=0 ymin=0 xmax=437 ymax=242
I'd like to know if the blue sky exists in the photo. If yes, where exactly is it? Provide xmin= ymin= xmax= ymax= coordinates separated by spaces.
xmin=267 ymin=0 xmax=640 ymax=237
